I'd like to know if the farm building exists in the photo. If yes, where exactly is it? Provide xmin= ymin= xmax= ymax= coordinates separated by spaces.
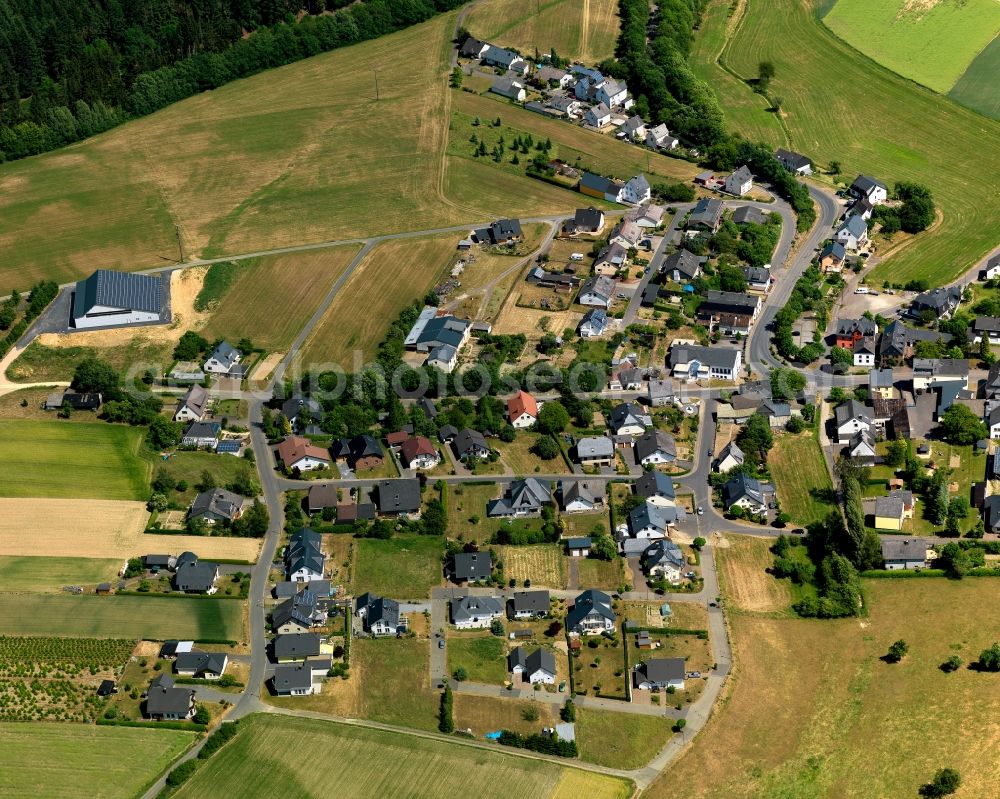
xmin=72 ymin=269 xmax=168 ymax=329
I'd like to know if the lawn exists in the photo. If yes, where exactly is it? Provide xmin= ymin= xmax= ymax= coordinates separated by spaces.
xmin=448 ymin=482 xmax=547 ymax=544
xmin=575 ymin=557 xmax=624 ymax=591
xmin=0 ymin=722 xmax=194 ymax=799
xmin=501 ymin=544 xmax=566 ymax=588
xmin=648 ymin=555 xmax=1000 ymax=798
xmin=448 ymin=631 xmax=508 ymax=683
xmin=351 ymin=535 xmax=443 ymax=599
xmin=768 ymin=429 xmax=835 ymax=526
xmin=691 ymin=0 xmax=1000 ymax=287
xmin=0 ymin=556 xmax=121 ymax=592
xmin=172 ymin=714 xmax=632 ymax=799
xmin=152 ymin=449 xmax=255 ymax=507
xmin=297 ymin=234 xmax=456 ymax=369
xmin=822 ymin=0 xmax=1000 ymax=93
xmin=576 ymin=708 xmax=673 ymax=770
xmin=572 ymin=634 xmax=627 ymax=700
xmin=0 ymin=594 xmax=243 ymax=641
xmin=495 ymin=434 xmax=571 ymax=475
xmin=199 ymin=245 xmax=361 ymax=351
xmin=949 ymin=33 xmax=1000 ymax=119
xmin=0 ymin=420 xmax=149 ymax=500
xmin=7 ymin=339 xmax=174 ymax=384
xmin=464 ymin=0 xmax=621 ymax=64
xmin=453 ymin=693 xmax=559 ymax=736
xmin=269 ymin=637 xmax=439 ymax=731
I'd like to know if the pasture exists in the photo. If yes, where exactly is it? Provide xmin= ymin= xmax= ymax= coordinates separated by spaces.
xmin=172 ymin=714 xmax=632 ymax=799
xmin=0 ymin=594 xmax=243 ymax=641
xmin=692 ymin=0 xmax=1000 ymax=286
xmin=0 ymin=722 xmax=194 ymax=799
xmin=650 ymin=539 xmax=1000 ymax=798
xmin=0 ymin=420 xmax=149 ymax=500
xmin=767 ymin=430 xmax=835 ymax=526
xmin=350 ymin=535 xmax=443 ymax=599
xmin=0 ymin=556 xmax=121 ymax=592
xmin=465 ymin=0 xmax=621 ymax=63
xmin=297 ymin=235 xmax=455 ymax=369
xmin=199 ymin=245 xmax=361 ymax=351
xmin=949 ymin=33 xmax=1000 ymax=119
xmin=822 ymin=0 xmax=1000 ymax=93
xmin=448 ymin=631 xmax=507 ymax=683
xmin=0 ymin=498 xmax=261 ymax=562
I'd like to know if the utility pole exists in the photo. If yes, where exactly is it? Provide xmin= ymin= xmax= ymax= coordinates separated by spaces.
xmin=374 ymin=69 xmax=379 ymax=101
xmin=174 ymin=224 xmax=186 ymax=263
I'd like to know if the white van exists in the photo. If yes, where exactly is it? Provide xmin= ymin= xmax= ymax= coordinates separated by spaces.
xmin=854 ymin=287 xmax=869 ymax=295
xmin=570 ymin=253 xmax=585 ymax=262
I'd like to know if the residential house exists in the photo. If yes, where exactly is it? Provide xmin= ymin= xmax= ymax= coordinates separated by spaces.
xmin=911 ymin=358 xmax=968 ymax=391
xmin=731 ymin=206 xmax=769 ymax=227
xmin=668 ymin=342 xmax=742 ymax=382
xmin=399 ymin=436 xmax=439 ymax=469
xmin=306 ymin=484 xmax=338 ymax=513
xmin=487 ymin=478 xmax=551 ymax=517
xmin=473 ymin=219 xmax=524 ymax=246
xmin=72 ymin=269 xmax=166 ymax=329
xmin=426 ymin=344 xmax=458 ymax=372
xmin=584 ymin=102 xmax=612 ymax=128
xmin=634 ymin=471 xmax=676 ymax=508
xmin=536 ymin=65 xmax=571 ymax=87
xmin=566 ymin=589 xmax=616 ymax=635
xmin=547 ymin=95 xmax=582 ymax=117
xmin=608 ymin=402 xmax=652 ymax=436
xmin=662 ymin=249 xmax=702 ymax=283
xmin=570 ymin=207 xmax=605 ymax=234
xmin=715 ymin=441 xmax=744 ymax=473
xmin=635 ymin=430 xmax=677 ymax=466
xmin=849 ymin=175 xmax=888 ymax=205
xmin=174 ymin=651 xmax=228 ymax=679
xmin=459 ymin=35 xmax=489 ymax=59
xmin=618 ymin=115 xmax=646 ymax=142
xmin=173 ymin=553 xmax=218 ymax=594
xmin=970 ymin=316 xmax=1000 ymax=345
xmin=579 ymin=172 xmax=624 ymax=203
xmin=181 ymin=421 xmax=221 ymax=449
xmin=345 ymin=434 xmax=382 ymax=470
xmin=356 ymin=592 xmax=405 ymax=637
xmin=597 ymin=78 xmax=629 ymax=107
xmin=634 ymin=657 xmax=685 ymax=691
xmin=648 ymin=378 xmax=675 ymax=407
xmin=575 ymin=436 xmax=615 ymax=466
xmin=834 ymin=215 xmax=868 ymax=251
xmin=870 ymin=368 xmax=896 ymax=400
xmin=722 ymin=473 xmax=768 ymax=515
xmin=625 ymin=203 xmax=666 ymax=228
xmin=818 ymin=241 xmax=847 ymax=273
xmin=877 ymin=319 xmax=946 ymax=365
xmin=560 ymin=480 xmax=603 ymax=512
xmin=174 ymin=385 xmax=209 ymax=423
xmin=508 ymin=647 xmax=557 ymax=684
xmin=145 ymin=674 xmax=195 ymax=720
xmin=271 ymin=659 xmax=330 ymax=696
xmin=687 ymin=198 xmax=723 ymax=232
xmin=985 ymin=495 xmax=1000 ymax=533
xmin=834 ymin=318 xmax=879 ymax=349
xmin=566 ymin=537 xmax=592 ymax=557
xmin=854 ymin=336 xmax=877 ymax=368
xmin=275 ymin=436 xmax=330 ymax=472
xmin=645 ymin=124 xmax=678 ymax=150
xmin=578 ymin=275 xmax=616 ymax=308
xmin=490 ymin=77 xmax=525 ymax=102
xmin=593 ymin=242 xmax=628 ymax=276
xmin=984 ymin=253 xmax=1000 ymax=280
xmin=286 ymin=527 xmax=325 ymax=583
xmin=449 ymin=551 xmax=493 ymax=584
xmin=881 ymin=538 xmax=929 ymax=570
xmin=482 ymin=45 xmax=528 ymax=74
xmin=987 ymin=406 xmax=1000 ymax=439
xmin=451 ymin=594 xmax=504 ymax=629
xmin=508 ymin=590 xmax=550 ymax=620
xmin=986 ymin=361 xmax=1000 ymax=399
xmin=908 ymin=286 xmax=962 ymax=321
xmin=507 ymin=390 xmax=539 ymax=428
xmin=620 ymin=174 xmax=651 ymax=205
xmin=758 ymin=398 xmax=793 ymax=429
xmin=724 ymin=165 xmax=754 ymax=196
xmin=609 ymin=365 xmax=643 ymax=391
xmin=273 ymin=633 xmax=321 ymax=662
xmin=743 ymin=266 xmax=772 ymax=293
xmin=628 ymin=500 xmax=674 ymax=539
xmin=203 ymin=341 xmax=242 ymax=376
xmin=774 ymin=148 xmax=813 ymax=175
xmin=847 ymin=428 xmax=877 ymax=461
xmin=188 ymin=488 xmax=245 ymax=525
xmin=272 ymin=589 xmax=321 ymax=635
xmin=452 ymin=428 xmax=490 ymax=461
xmin=834 ymin=399 xmax=873 ymax=443
xmin=281 ymin=396 xmax=323 ymax=434
xmin=578 ymin=309 xmax=609 ymax=338
xmin=641 ymin=539 xmax=685 ymax=584
xmin=609 ymin=219 xmax=643 ymax=249
xmin=873 ymin=494 xmax=907 ymax=531
xmin=695 ymin=291 xmax=762 ymax=336
xmin=375 ymin=478 xmax=422 ymax=517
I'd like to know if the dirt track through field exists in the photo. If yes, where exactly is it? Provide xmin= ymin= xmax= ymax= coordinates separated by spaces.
xmin=0 ymin=498 xmax=260 ymax=561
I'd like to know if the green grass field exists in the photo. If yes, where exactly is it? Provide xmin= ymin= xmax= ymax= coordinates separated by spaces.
xmin=351 ymin=535 xmax=443 ymax=599
xmin=822 ymin=0 xmax=1000 ymax=94
xmin=7 ymin=339 xmax=174 ymax=384
xmin=576 ymin=708 xmax=673 ymax=769
xmin=0 ymin=420 xmax=149 ymax=500
xmin=172 ymin=714 xmax=632 ymax=799
xmin=653 ymin=539 xmax=1000 ymax=798
xmin=448 ymin=633 xmax=507 ymax=683
xmin=949 ymin=33 xmax=1000 ymax=119
xmin=152 ymin=448 xmax=257 ymax=506
xmin=465 ymin=0 xmax=621 ymax=65
xmin=0 ymin=594 xmax=243 ymax=640
xmin=692 ymin=0 xmax=1000 ymax=286
xmin=0 ymin=722 xmax=194 ymax=799
xmin=768 ymin=430 xmax=835 ymax=526
xmin=0 ymin=556 xmax=122 ymax=592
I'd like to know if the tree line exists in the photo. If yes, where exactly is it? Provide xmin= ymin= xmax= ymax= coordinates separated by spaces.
xmin=0 ymin=0 xmax=464 ymax=162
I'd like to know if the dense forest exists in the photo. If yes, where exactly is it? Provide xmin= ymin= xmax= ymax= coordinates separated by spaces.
xmin=0 ymin=0 xmax=462 ymax=162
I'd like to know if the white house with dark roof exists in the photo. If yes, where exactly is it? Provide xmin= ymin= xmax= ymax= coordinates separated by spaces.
xmin=174 ymin=385 xmax=209 ymax=422
xmin=620 ymin=174 xmax=651 ymax=205
xmin=645 ymin=124 xmax=678 ymax=150
xmin=578 ymin=309 xmax=609 ymax=338
xmin=559 ymin=480 xmax=603 ymax=512
xmin=584 ymin=103 xmax=612 ymax=128
xmin=188 ymin=488 xmax=246 ymax=525
xmin=835 ymin=215 xmax=868 ymax=251
xmin=724 ymin=165 xmax=753 ymax=197
xmin=509 ymin=647 xmax=557 ymax=684
xmin=881 ymin=538 xmax=928 ymax=570
xmin=849 ymin=175 xmax=888 ymax=205
xmin=508 ymin=590 xmax=550 ymax=620
xmin=633 ymin=657 xmax=685 ymax=691
xmin=575 ymin=436 xmax=615 ymax=466
xmin=774 ymin=148 xmax=812 ymax=175
xmin=579 ymin=275 xmax=616 ymax=308
xmin=597 ymin=78 xmax=628 ymax=107
xmin=608 ymin=402 xmax=652 ymax=436
xmin=204 ymin=341 xmax=242 ymax=375
xmin=72 ymin=269 xmax=167 ymax=329
xmin=566 ymin=589 xmax=616 ymax=635
xmin=451 ymin=594 xmax=504 ymax=629
xmin=489 ymin=77 xmax=526 ymax=102
xmin=669 ymin=342 xmax=742 ymax=382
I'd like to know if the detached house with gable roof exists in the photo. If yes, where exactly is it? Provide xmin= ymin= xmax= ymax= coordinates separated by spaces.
xmin=487 ymin=478 xmax=551 ymax=518
xmin=356 ymin=592 xmax=406 ymax=636
xmin=188 ymin=488 xmax=246 ymax=525
xmin=507 ymin=390 xmax=539 ymax=428
xmin=203 ymin=341 xmax=243 ymax=376
xmin=724 ymin=165 xmax=753 ymax=196
xmin=451 ymin=594 xmax=504 ymax=629
xmin=275 ymin=436 xmax=330 ymax=472
xmin=774 ymin=148 xmax=812 ymax=175
xmin=567 ymin=589 xmax=616 ymax=635
xmin=174 ymin=385 xmax=209 ymax=423
xmin=849 ymin=175 xmax=888 ymax=205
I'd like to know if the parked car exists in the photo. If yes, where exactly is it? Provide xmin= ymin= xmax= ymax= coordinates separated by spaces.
xmin=697 ymin=506 xmax=704 ymax=515
xmin=438 ymin=639 xmax=444 ymax=649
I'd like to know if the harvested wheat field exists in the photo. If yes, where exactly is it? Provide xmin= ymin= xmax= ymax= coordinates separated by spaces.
xmin=0 ymin=499 xmax=260 ymax=562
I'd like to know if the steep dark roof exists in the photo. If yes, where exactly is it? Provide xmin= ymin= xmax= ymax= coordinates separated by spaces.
xmin=375 ymin=478 xmax=421 ymax=514
xmin=273 ymin=633 xmax=321 ymax=660
xmin=451 ymin=551 xmax=492 ymax=582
